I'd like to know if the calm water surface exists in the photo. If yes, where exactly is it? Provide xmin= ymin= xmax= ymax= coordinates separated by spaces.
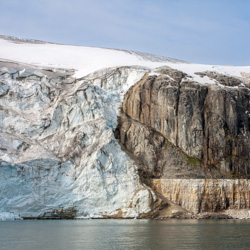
xmin=0 ymin=219 xmax=249 ymax=250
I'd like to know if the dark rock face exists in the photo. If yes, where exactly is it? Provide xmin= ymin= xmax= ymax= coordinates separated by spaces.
xmin=203 ymin=87 xmax=250 ymax=177
xmin=116 ymin=112 xmax=206 ymax=179
xmin=115 ymin=67 xmax=250 ymax=179
xmin=195 ymin=71 xmax=243 ymax=87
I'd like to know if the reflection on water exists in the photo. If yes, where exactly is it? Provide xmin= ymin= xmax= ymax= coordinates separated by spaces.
xmin=0 ymin=219 xmax=250 ymax=250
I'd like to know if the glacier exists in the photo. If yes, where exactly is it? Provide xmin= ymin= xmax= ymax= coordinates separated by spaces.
xmin=0 ymin=60 xmax=158 ymax=218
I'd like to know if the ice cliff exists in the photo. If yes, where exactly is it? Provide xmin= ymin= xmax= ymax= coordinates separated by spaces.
xmin=0 ymin=36 xmax=249 ymax=219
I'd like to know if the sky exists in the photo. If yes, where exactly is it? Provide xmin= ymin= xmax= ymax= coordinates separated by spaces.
xmin=0 ymin=0 xmax=250 ymax=65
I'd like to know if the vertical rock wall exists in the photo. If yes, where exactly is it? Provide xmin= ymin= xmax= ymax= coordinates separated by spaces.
xmin=117 ymin=67 xmax=250 ymax=178
xmin=151 ymin=179 xmax=250 ymax=214
xmin=116 ymin=66 xmax=250 ymax=215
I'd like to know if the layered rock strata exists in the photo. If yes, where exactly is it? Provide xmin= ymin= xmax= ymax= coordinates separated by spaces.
xmin=151 ymin=179 xmax=250 ymax=214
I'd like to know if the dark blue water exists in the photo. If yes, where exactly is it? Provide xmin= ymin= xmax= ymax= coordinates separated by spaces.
xmin=0 ymin=219 xmax=249 ymax=250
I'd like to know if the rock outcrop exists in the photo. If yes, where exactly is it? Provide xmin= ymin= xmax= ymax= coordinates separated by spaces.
xmin=151 ymin=179 xmax=250 ymax=214
xmin=116 ymin=67 xmax=250 ymax=179
xmin=115 ymin=66 xmax=250 ymax=218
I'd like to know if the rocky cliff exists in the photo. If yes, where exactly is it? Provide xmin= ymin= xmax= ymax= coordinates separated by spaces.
xmin=0 ymin=36 xmax=250 ymax=219
xmin=115 ymin=66 xmax=250 ymax=218
xmin=116 ymin=67 xmax=250 ymax=179
xmin=151 ymin=179 xmax=250 ymax=214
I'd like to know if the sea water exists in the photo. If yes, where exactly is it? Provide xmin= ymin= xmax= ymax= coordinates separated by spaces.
xmin=0 ymin=219 xmax=249 ymax=250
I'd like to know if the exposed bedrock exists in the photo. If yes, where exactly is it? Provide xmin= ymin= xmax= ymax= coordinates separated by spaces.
xmin=151 ymin=179 xmax=250 ymax=214
xmin=116 ymin=67 xmax=250 ymax=179
xmin=115 ymin=67 xmax=250 ymax=215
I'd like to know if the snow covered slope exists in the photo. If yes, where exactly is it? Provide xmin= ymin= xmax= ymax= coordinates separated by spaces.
xmin=1 ymin=35 xmax=250 ymax=80
xmin=0 ymin=36 xmax=182 ymax=78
